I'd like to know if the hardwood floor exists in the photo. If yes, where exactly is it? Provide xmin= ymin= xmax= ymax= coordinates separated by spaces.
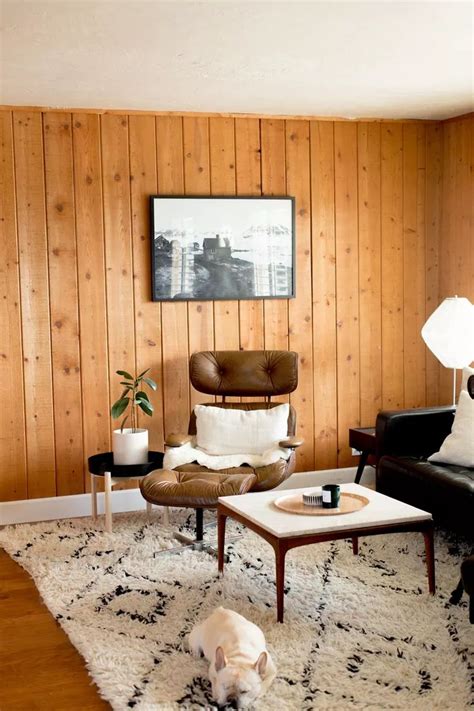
xmin=0 ymin=550 xmax=109 ymax=710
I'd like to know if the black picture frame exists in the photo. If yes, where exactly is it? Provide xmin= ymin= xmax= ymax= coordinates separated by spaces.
xmin=150 ymin=195 xmax=295 ymax=302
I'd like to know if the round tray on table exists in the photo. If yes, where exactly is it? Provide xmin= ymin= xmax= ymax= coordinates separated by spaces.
xmin=274 ymin=492 xmax=370 ymax=516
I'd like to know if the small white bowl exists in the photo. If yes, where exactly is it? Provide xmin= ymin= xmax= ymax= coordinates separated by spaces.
xmin=302 ymin=492 xmax=323 ymax=507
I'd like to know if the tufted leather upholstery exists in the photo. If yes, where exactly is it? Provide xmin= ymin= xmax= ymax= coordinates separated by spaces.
xmin=190 ymin=350 xmax=298 ymax=397
xmin=174 ymin=450 xmax=297 ymax=493
xmin=140 ymin=469 xmax=255 ymax=509
xmin=141 ymin=351 xmax=302 ymax=527
xmin=376 ymin=405 xmax=473 ymax=535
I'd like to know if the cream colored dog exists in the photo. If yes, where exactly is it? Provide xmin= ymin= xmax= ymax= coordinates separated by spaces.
xmin=189 ymin=607 xmax=276 ymax=708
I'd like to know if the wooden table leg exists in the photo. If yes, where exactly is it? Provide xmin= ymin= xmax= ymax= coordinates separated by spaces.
xmin=354 ymin=451 xmax=369 ymax=484
xmin=275 ymin=543 xmax=287 ymax=623
xmin=104 ymin=471 xmax=112 ymax=533
xmin=218 ymin=510 xmax=227 ymax=574
xmin=90 ymin=474 xmax=98 ymax=520
xmin=423 ymin=525 xmax=435 ymax=595
xmin=352 ymin=536 xmax=359 ymax=555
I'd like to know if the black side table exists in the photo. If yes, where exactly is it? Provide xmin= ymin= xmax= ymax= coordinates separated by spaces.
xmin=348 ymin=428 xmax=376 ymax=484
xmin=88 ymin=451 xmax=164 ymax=532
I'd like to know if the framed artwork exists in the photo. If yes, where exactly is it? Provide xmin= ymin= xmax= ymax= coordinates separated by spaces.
xmin=150 ymin=195 xmax=295 ymax=301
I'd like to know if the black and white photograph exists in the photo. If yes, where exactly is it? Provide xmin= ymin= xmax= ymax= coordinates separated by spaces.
xmin=150 ymin=196 xmax=295 ymax=301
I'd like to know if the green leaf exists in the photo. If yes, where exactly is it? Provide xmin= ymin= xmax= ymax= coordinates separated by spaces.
xmin=111 ymin=397 xmax=129 ymax=419
xmin=135 ymin=390 xmax=150 ymax=403
xmin=143 ymin=377 xmax=157 ymax=391
xmin=138 ymin=400 xmax=153 ymax=416
xmin=137 ymin=368 xmax=150 ymax=380
xmin=119 ymin=388 xmax=129 ymax=400
xmin=116 ymin=370 xmax=134 ymax=380
xmin=119 ymin=381 xmax=134 ymax=388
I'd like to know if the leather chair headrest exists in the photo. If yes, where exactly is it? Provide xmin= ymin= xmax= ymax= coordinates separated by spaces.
xmin=190 ymin=350 xmax=298 ymax=397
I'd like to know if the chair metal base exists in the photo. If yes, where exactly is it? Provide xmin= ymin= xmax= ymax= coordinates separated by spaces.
xmin=153 ymin=506 xmax=237 ymax=560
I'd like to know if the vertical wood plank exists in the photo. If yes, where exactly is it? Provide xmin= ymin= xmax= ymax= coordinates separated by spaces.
xmin=101 ymin=115 xmax=136 ymax=418
xmin=357 ymin=122 xmax=382 ymax=425
xmin=311 ymin=121 xmax=337 ymax=469
xmin=402 ymin=124 xmax=426 ymax=408
xmin=0 ymin=111 xmax=27 ymax=501
xmin=334 ymin=122 xmax=360 ymax=466
xmin=73 ymin=114 xmax=110 ymax=479
xmin=183 ymin=117 xmax=214 ymax=408
xmin=13 ymin=111 xmax=56 ymax=498
xmin=457 ymin=118 xmax=473 ymax=302
xmin=156 ymin=116 xmax=190 ymax=437
xmin=209 ymin=117 xmax=240 ymax=352
xmin=286 ymin=120 xmax=314 ymax=470
xmin=425 ymin=124 xmax=442 ymax=405
xmin=261 ymin=120 xmax=289 ymax=356
xmin=129 ymin=115 xmax=164 ymax=450
xmin=235 ymin=118 xmax=264 ymax=351
xmin=439 ymin=122 xmax=455 ymax=402
xmin=43 ymin=113 xmax=84 ymax=495
xmin=381 ymin=124 xmax=404 ymax=409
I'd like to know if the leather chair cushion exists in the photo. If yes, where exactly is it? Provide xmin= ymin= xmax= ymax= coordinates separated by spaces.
xmin=175 ymin=450 xmax=296 ymax=493
xmin=140 ymin=469 xmax=256 ymax=509
xmin=190 ymin=350 xmax=298 ymax=396
xmin=377 ymin=455 xmax=473 ymax=534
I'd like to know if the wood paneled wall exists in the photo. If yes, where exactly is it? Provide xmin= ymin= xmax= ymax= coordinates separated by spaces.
xmin=438 ymin=115 xmax=474 ymax=402
xmin=1 ymin=108 xmax=472 ymax=501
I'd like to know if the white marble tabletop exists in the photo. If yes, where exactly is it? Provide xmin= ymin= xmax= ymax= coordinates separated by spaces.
xmin=218 ymin=483 xmax=432 ymax=538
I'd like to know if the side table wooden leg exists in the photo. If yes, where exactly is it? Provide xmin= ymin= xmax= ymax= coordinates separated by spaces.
xmin=104 ymin=471 xmax=112 ymax=533
xmin=91 ymin=474 xmax=98 ymax=520
xmin=354 ymin=451 xmax=369 ymax=484
xmin=275 ymin=543 xmax=287 ymax=623
xmin=423 ymin=525 xmax=435 ymax=595
xmin=352 ymin=536 xmax=359 ymax=555
xmin=218 ymin=510 xmax=227 ymax=575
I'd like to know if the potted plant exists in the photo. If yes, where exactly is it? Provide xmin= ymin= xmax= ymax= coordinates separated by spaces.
xmin=111 ymin=368 xmax=157 ymax=465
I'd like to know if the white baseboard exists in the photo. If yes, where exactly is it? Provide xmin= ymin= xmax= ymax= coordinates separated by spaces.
xmin=0 ymin=466 xmax=373 ymax=526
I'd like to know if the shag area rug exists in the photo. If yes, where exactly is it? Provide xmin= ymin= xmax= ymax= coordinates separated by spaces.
xmin=1 ymin=510 xmax=472 ymax=710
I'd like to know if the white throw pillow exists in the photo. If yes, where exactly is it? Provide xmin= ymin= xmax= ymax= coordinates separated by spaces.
xmin=194 ymin=403 xmax=289 ymax=456
xmin=460 ymin=365 xmax=474 ymax=393
xmin=428 ymin=389 xmax=474 ymax=468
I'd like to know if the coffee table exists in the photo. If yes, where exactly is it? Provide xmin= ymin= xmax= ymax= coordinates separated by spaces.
xmin=217 ymin=483 xmax=434 ymax=622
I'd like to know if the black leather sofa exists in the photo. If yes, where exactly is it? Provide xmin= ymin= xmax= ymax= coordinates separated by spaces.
xmin=376 ymin=405 xmax=473 ymax=536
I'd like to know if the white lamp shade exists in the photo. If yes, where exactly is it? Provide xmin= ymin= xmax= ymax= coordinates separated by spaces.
xmin=421 ymin=297 xmax=474 ymax=368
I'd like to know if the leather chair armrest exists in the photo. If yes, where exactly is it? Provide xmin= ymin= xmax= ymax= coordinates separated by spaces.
xmin=165 ymin=433 xmax=193 ymax=448
xmin=375 ymin=406 xmax=455 ymax=460
xmin=279 ymin=436 xmax=304 ymax=449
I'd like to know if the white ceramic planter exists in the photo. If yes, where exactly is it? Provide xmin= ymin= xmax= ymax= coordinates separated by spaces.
xmin=113 ymin=428 xmax=149 ymax=465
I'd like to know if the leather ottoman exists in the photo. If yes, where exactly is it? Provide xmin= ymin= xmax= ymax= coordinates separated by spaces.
xmin=140 ymin=468 xmax=255 ymax=509
xmin=140 ymin=468 xmax=255 ymax=544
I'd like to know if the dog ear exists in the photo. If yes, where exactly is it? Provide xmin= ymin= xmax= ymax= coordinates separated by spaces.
xmin=254 ymin=651 xmax=267 ymax=678
xmin=215 ymin=646 xmax=227 ymax=672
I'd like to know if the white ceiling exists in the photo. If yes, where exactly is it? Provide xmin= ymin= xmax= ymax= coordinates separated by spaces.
xmin=1 ymin=0 xmax=473 ymax=120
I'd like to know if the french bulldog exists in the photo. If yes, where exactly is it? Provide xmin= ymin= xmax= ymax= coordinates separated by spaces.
xmin=189 ymin=607 xmax=276 ymax=708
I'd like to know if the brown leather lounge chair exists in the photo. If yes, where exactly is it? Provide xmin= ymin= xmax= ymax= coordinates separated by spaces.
xmin=140 ymin=350 xmax=303 ymax=544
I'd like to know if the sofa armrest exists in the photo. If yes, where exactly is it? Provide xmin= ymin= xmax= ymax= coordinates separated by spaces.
xmin=375 ymin=406 xmax=455 ymax=460
xmin=279 ymin=437 xmax=304 ymax=449
xmin=165 ymin=433 xmax=193 ymax=448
